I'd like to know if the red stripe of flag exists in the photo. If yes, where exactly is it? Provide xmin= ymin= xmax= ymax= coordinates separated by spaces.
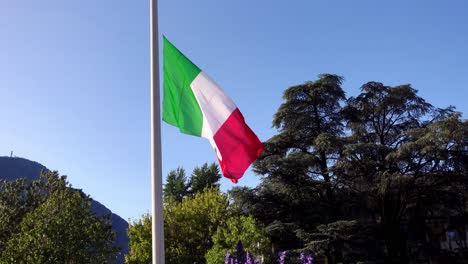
xmin=213 ymin=108 xmax=264 ymax=183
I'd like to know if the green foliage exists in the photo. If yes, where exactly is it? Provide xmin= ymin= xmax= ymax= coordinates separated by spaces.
xmin=189 ymin=162 xmax=221 ymax=194
xmin=336 ymin=82 xmax=465 ymax=262
xmin=129 ymin=75 xmax=467 ymax=264
xmin=130 ymin=188 xmax=229 ymax=264
xmin=232 ymin=74 xmax=467 ymax=263
xmin=0 ymin=171 xmax=118 ymax=263
xmin=164 ymin=188 xmax=230 ymax=263
xmin=0 ymin=178 xmax=44 ymax=252
xmin=248 ymin=74 xmax=347 ymax=250
xmin=304 ymin=220 xmax=381 ymax=262
xmin=163 ymin=167 xmax=189 ymax=203
xmin=129 ymin=163 xmax=224 ymax=264
xmin=127 ymin=188 xmax=269 ymax=264
xmin=205 ymin=215 xmax=270 ymax=264
xmin=163 ymin=162 xmax=221 ymax=204
xmin=125 ymin=213 xmax=152 ymax=264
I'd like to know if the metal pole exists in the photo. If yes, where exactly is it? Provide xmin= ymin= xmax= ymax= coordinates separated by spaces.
xmin=150 ymin=0 xmax=164 ymax=263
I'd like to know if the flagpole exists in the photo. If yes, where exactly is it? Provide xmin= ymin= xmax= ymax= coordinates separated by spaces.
xmin=150 ymin=0 xmax=164 ymax=263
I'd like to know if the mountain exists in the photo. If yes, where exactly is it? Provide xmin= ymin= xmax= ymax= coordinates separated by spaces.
xmin=0 ymin=156 xmax=129 ymax=263
xmin=0 ymin=156 xmax=47 ymax=181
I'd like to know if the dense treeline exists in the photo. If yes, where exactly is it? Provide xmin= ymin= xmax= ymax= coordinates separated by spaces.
xmin=126 ymin=163 xmax=269 ymax=264
xmin=231 ymin=74 xmax=467 ymax=263
xmin=127 ymin=74 xmax=467 ymax=264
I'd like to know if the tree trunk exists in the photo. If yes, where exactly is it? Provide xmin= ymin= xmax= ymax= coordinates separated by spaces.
xmin=382 ymin=206 xmax=408 ymax=264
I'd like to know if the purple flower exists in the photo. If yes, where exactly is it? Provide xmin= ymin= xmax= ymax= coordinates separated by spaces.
xmin=277 ymin=251 xmax=287 ymax=264
xmin=225 ymin=241 xmax=261 ymax=264
xmin=225 ymin=252 xmax=233 ymax=264
xmin=245 ymin=251 xmax=253 ymax=264
xmin=300 ymin=253 xmax=314 ymax=264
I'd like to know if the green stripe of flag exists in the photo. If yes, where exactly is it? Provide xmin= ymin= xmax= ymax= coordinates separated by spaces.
xmin=162 ymin=37 xmax=204 ymax=136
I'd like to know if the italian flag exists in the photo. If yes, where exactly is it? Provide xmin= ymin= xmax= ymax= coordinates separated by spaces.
xmin=162 ymin=37 xmax=264 ymax=183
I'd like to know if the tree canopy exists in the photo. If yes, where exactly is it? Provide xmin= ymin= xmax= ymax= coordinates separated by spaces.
xmin=163 ymin=162 xmax=222 ymax=204
xmin=130 ymin=74 xmax=467 ymax=263
xmin=127 ymin=188 xmax=230 ymax=264
xmin=231 ymin=74 xmax=467 ymax=263
xmin=205 ymin=215 xmax=269 ymax=264
xmin=163 ymin=167 xmax=189 ymax=203
xmin=0 ymin=171 xmax=119 ymax=263
xmin=125 ymin=213 xmax=152 ymax=264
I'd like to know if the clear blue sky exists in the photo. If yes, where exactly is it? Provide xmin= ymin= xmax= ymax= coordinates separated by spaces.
xmin=1 ymin=0 xmax=467 ymax=221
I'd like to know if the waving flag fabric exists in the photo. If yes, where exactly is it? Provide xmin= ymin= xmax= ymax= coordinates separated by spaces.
xmin=162 ymin=37 xmax=264 ymax=183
